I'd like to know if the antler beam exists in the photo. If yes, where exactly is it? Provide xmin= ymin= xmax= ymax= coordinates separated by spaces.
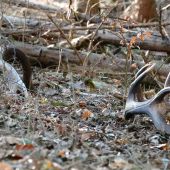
xmin=125 ymin=63 xmax=170 ymax=134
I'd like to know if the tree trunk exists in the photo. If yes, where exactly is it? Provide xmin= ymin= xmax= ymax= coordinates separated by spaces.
xmin=123 ymin=0 xmax=158 ymax=22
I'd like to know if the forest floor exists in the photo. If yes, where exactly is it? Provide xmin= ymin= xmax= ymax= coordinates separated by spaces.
xmin=0 ymin=67 xmax=170 ymax=170
xmin=0 ymin=0 xmax=170 ymax=170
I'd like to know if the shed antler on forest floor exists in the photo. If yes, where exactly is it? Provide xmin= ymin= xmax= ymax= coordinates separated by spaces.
xmin=125 ymin=63 xmax=170 ymax=134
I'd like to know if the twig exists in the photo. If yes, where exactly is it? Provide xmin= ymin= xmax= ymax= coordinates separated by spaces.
xmin=47 ymin=14 xmax=83 ymax=64
xmin=158 ymin=4 xmax=169 ymax=40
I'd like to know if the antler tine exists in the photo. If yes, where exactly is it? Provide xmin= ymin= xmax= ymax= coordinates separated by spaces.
xmin=124 ymin=63 xmax=170 ymax=134
xmin=149 ymin=108 xmax=170 ymax=134
xmin=127 ymin=63 xmax=155 ymax=102
xmin=135 ymin=63 xmax=155 ymax=102
xmin=164 ymin=72 xmax=170 ymax=87
xmin=135 ymin=63 xmax=153 ymax=78
xmin=125 ymin=64 xmax=155 ymax=119
xmin=149 ymin=87 xmax=170 ymax=134
xmin=152 ymin=87 xmax=170 ymax=102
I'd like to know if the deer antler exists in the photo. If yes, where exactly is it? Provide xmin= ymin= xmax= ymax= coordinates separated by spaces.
xmin=125 ymin=63 xmax=170 ymax=134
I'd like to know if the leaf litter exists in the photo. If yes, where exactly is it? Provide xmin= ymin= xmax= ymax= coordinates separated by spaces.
xmin=0 ymin=68 xmax=170 ymax=170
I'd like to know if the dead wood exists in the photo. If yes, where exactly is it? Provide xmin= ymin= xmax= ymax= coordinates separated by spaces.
xmin=10 ymin=42 xmax=170 ymax=80
xmin=1 ymin=0 xmax=57 ymax=13
xmin=1 ymin=15 xmax=49 ymax=28
xmin=1 ymin=19 xmax=170 ymax=34
xmin=12 ymin=42 xmax=117 ymax=70
xmin=73 ymin=12 xmax=102 ymax=23
xmin=95 ymin=30 xmax=170 ymax=53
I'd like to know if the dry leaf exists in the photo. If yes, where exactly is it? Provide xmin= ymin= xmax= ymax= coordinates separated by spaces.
xmin=115 ymin=138 xmax=128 ymax=145
xmin=15 ymin=144 xmax=34 ymax=150
xmin=79 ymin=101 xmax=87 ymax=108
xmin=130 ymin=63 xmax=138 ymax=72
xmin=41 ymin=160 xmax=62 ymax=170
xmin=81 ymin=109 xmax=93 ymax=120
xmin=138 ymin=33 xmax=145 ymax=41
xmin=113 ymin=79 xmax=122 ymax=87
xmin=55 ymin=123 xmax=68 ymax=136
xmin=144 ymin=31 xmax=152 ymax=38
xmin=57 ymin=150 xmax=65 ymax=158
xmin=0 ymin=162 xmax=13 ymax=170
xmin=129 ymin=36 xmax=137 ymax=46
xmin=137 ymin=32 xmax=152 ymax=42
xmin=81 ymin=132 xmax=95 ymax=141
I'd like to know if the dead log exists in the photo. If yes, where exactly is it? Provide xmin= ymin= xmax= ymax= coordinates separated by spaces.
xmin=72 ymin=12 xmax=102 ymax=23
xmin=12 ymin=42 xmax=118 ymax=70
xmin=95 ymin=29 xmax=170 ymax=53
xmin=1 ymin=0 xmax=58 ymax=13
xmin=9 ymin=42 xmax=170 ymax=79
xmin=1 ymin=15 xmax=48 ymax=28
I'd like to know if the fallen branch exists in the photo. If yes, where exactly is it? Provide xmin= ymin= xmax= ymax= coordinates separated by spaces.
xmin=1 ymin=15 xmax=51 ymax=28
xmin=95 ymin=29 xmax=170 ymax=53
xmin=10 ymin=42 xmax=170 ymax=79
xmin=1 ymin=0 xmax=57 ymax=13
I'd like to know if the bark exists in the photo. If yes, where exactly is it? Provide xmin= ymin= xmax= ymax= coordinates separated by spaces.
xmin=1 ymin=0 xmax=57 ymax=12
xmin=1 ymin=15 xmax=47 ymax=28
xmin=95 ymin=29 xmax=170 ymax=53
xmin=10 ymin=42 xmax=170 ymax=80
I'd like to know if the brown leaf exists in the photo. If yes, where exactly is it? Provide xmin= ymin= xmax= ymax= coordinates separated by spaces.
xmin=15 ymin=144 xmax=34 ymax=150
xmin=138 ymin=33 xmax=145 ymax=41
xmin=57 ymin=150 xmax=65 ymax=158
xmin=55 ymin=123 xmax=68 ymax=136
xmin=144 ymin=31 xmax=152 ymax=38
xmin=115 ymin=138 xmax=128 ymax=145
xmin=81 ymin=132 xmax=95 ymax=141
xmin=41 ymin=160 xmax=62 ymax=170
xmin=81 ymin=109 xmax=93 ymax=120
xmin=130 ymin=63 xmax=138 ymax=72
xmin=0 ymin=162 xmax=13 ymax=170
xmin=129 ymin=36 xmax=137 ymax=46
xmin=79 ymin=101 xmax=87 ymax=108
xmin=113 ymin=79 xmax=122 ymax=87
xmin=137 ymin=32 xmax=152 ymax=42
